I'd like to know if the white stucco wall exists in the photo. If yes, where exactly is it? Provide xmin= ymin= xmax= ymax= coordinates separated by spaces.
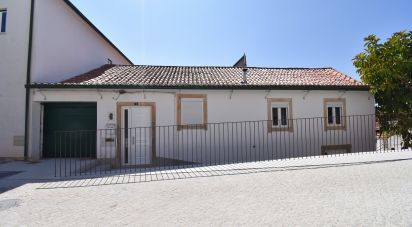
xmin=0 ymin=0 xmax=31 ymax=158
xmin=31 ymin=89 xmax=376 ymax=163
xmin=31 ymin=0 xmax=131 ymax=83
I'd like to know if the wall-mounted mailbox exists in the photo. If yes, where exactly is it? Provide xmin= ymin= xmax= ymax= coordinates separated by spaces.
xmin=105 ymin=138 xmax=115 ymax=142
xmin=106 ymin=123 xmax=116 ymax=129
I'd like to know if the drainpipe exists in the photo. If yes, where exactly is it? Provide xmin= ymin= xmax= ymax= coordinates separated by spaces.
xmin=24 ymin=0 xmax=35 ymax=161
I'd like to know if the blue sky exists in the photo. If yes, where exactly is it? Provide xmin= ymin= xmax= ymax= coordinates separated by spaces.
xmin=70 ymin=0 xmax=411 ymax=80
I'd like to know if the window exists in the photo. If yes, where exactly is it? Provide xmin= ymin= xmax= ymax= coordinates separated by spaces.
xmin=177 ymin=94 xmax=207 ymax=130
xmin=272 ymin=104 xmax=288 ymax=127
xmin=267 ymin=98 xmax=293 ymax=132
xmin=324 ymin=98 xmax=346 ymax=130
xmin=0 ymin=9 xmax=7 ymax=33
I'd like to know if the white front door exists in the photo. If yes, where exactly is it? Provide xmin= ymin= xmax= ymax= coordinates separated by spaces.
xmin=121 ymin=106 xmax=152 ymax=165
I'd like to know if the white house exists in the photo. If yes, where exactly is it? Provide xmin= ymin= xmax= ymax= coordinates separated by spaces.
xmin=27 ymin=63 xmax=376 ymax=167
xmin=0 ymin=0 xmax=132 ymax=159
xmin=1 ymin=0 xmax=376 ymax=167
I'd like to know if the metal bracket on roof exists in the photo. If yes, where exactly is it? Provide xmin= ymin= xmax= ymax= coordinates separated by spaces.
xmin=229 ymin=90 xmax=234 ymax=100
xmin=142 ymin=89 xmax=147 ymax=99
xmin=38 ymin=89 xmax=47 ymax=101
xmin=113 ymin=89 xmax=127 ymax=100
xmin=97 ymin=89 xmax=103 ymax=99
xmin=113 ymin=92 xmax=121 ymax=100
xmin=339 ymin=90 xmax=347 ymax=98
xmin=302 ymin=90 xmax=310 ymax=100
xmin=265 ymin=90 xmax=271 ymax=99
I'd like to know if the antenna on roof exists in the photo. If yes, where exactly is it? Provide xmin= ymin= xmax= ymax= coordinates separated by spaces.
xmin=107 ymin=58 xmax=113 ymax=65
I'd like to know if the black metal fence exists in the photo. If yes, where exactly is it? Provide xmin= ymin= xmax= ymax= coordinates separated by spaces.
xmin=52 ymin=114 xmax=411 ymax=177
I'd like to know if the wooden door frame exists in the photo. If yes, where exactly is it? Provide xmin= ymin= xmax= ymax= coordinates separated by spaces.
xmin=116 ymin=102 xmax=156 ymax=167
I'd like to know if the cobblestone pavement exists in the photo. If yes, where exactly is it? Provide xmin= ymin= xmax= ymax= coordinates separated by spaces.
xmin=1 ymin=151 xmax=412 ymax=226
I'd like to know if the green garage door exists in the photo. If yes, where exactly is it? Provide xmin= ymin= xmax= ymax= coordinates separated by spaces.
xmin=43 ymin=103 xmax=97 ymax=158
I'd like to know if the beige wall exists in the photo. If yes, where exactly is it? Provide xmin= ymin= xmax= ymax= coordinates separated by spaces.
xmin=0 ymin=0 xmax=31 ymax=158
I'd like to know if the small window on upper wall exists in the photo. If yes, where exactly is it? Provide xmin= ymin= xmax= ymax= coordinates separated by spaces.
xmin=324 ymin=98 xmax=346 ymax=130
xmin=0 ymin=9 xmax=7 ymax=33
xmin=267 ymin=98 xmax=293 ymax=132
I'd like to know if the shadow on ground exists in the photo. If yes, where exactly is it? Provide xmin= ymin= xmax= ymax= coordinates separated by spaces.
xmin=37 ymin=157 xmax=412 ymax=190
xmin=1 ymin=151 xmax=411 ymax=193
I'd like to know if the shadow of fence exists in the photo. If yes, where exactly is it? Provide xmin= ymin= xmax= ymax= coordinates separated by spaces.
xmin=37 ymin=150 xmax=412 ymax=190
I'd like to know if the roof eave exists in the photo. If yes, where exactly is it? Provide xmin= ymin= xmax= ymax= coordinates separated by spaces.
xmin=26 ymin=84 xmax=370 ymax=91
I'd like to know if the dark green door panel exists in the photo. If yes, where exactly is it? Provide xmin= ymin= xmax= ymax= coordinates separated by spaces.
xmin=43 ymin=103 xmax=97 ymax=158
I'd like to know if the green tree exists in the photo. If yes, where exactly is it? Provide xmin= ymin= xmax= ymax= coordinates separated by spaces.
xmin=353 ymin=31 xmax=412 ymax=149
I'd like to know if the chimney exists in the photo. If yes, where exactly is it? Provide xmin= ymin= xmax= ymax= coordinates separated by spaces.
xmin=233 ymin=54 xmax=248 ymax=84
xmin=242 ymin=67 xmax=248 ymax=84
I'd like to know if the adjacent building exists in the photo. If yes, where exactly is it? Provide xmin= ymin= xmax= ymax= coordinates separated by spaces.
xmin=0 ymin=0 xmax=132 ymax=159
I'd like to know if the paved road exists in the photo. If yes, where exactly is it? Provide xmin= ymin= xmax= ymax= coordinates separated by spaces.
xmin=1 ymin=151 xmax=412 ymax=226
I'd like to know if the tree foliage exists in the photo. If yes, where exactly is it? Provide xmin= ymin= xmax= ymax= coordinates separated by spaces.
xmin=353 ymin=31 xmax=412 ymax=148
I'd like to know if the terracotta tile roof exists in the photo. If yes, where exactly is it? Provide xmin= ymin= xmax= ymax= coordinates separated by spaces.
xmin=32 ymin=64 xmax=367 ymax=90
